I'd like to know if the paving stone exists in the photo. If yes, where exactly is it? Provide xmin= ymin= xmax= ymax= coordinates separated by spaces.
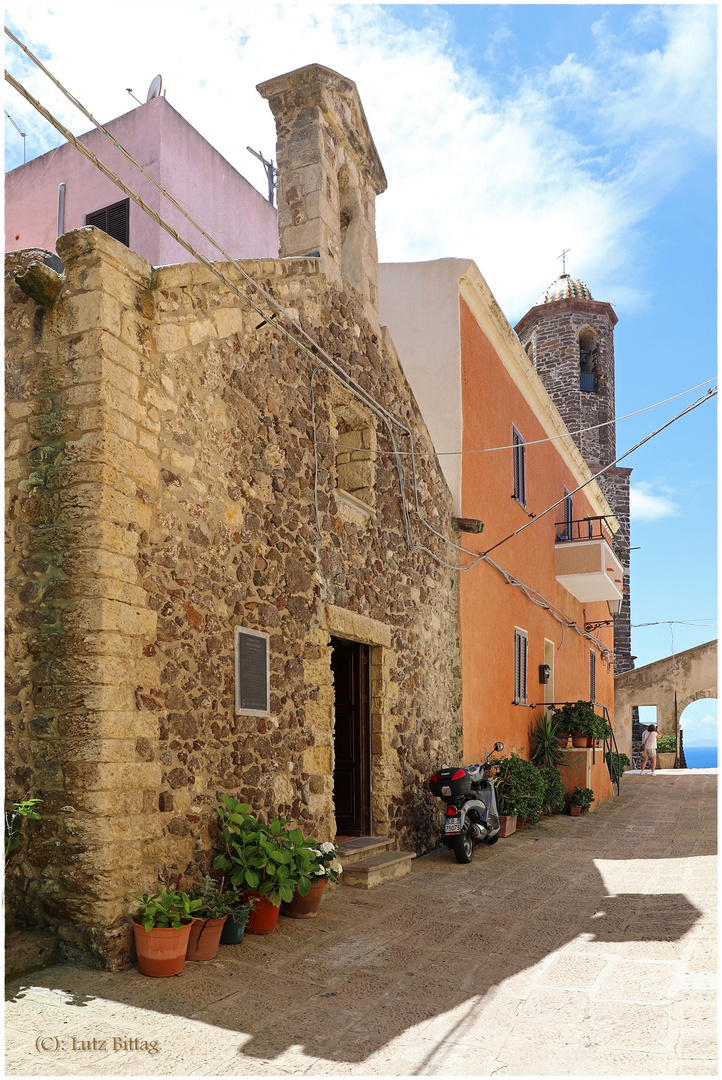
xmin=4 ymin=772 xmax=716 ymax=1075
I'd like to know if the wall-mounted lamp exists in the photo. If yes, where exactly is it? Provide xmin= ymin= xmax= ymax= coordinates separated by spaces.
xmin=539 ymin=664 xmax=551 ymax=684
xmin=607 ymin=599 xmax=622 ymax=617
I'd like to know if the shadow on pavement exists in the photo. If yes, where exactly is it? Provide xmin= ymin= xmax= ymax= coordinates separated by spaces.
xmin=6 ymin=775 xmax=715 ymax=1066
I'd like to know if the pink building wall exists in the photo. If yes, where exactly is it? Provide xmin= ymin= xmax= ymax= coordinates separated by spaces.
xmin=5 ymin=97 xmax=278 ymax=265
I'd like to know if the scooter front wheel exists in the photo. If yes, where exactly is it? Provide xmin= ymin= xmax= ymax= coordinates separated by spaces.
xmin=450 ymin=821 xmax=474 ymax=863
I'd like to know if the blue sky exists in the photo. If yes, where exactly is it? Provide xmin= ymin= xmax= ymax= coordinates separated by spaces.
xmin=4 ymin=3 xmax=717 ymax=743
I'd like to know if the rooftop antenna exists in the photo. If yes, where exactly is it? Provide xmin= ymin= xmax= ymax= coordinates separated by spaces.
xmin=146 ymin=75 xmax=162 ymax=102
xmin=126 ymin=88 xmax=143 ymax=106
xmin=558 ymin=247 xmax=571 ymax=277
xmin=247 ymin=146 xmax=276 ymax=207
xmin=5 ymin=109 xmax=26 ymax=163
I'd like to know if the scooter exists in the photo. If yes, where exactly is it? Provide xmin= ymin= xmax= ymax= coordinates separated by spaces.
xmin=429 ymin=742 xmax=505 ymax=863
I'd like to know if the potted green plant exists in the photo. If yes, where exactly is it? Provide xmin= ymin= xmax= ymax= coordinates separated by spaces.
xmin=555 ymin=701 xmax=606 ymax=747
xmin=568 ymin=786 xmax=595 ymax=815
xmin=129 ymin=887 xmax=203 ymax=977
xmin=212 ymin=795 xmax=300 ymax=935
xmin=495 ymin=754 xmax=544 ymax=829
xmin=656 ymin=735 xmax=677 ymax=770
xmin=282 ymin=838 xmax=344 ymax=919
xmin=538 ymin=765 xmax=566 ymax=814
xmin=185 ymin=876 xmax=242 ymax=960
xmin=529 ymin=713 xmax=567 ymax=768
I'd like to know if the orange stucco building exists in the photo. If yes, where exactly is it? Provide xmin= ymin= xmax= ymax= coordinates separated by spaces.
xmin=379 ymin=259 xmax=622 ymax=780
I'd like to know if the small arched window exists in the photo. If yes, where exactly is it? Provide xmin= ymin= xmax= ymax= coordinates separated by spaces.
xmin=578 ymin=327 xmax=598 ymax=392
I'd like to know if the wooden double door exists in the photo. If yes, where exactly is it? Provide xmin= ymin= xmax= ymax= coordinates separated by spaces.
xmin=331 ymin=637 xmax=370 ymax=837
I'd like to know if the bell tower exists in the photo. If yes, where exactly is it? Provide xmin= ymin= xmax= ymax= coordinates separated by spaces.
xmin=515 ymin=273 xmax=634 ymax=675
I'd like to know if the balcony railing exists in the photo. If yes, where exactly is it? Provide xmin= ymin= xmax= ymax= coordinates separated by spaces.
xmin=555 ymin=515 xmax=615 ymax=544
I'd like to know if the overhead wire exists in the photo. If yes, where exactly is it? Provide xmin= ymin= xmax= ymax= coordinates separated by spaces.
xmin=6 ymin=31 xmax=703 ymax=663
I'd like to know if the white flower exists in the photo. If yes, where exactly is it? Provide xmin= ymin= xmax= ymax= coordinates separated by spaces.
xmin=311 ymin=849 xmax=322 ymax=857
xmin=314 ymin=866 xmax=326 ymax=876
xmin=330 ymin=860 xmax=343 ymax=875
xmin=320 ymin=841 xmax=335 ymax=853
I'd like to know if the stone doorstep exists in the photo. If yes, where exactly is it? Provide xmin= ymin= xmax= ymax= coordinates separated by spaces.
xmin=5 ymin=930 xmax=59 ymax=981
xmin=341 ymin=850 xmax=415 ymax=889
xmin=337 ymin=836 xmax=396 ymax=865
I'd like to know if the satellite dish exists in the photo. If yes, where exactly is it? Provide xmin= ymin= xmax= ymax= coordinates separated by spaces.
xmin=146 ymin=75 xmax=162 ymax=102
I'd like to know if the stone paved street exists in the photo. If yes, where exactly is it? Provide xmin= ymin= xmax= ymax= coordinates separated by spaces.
xmin=6 ymin=770 xmax=716 ymax=1076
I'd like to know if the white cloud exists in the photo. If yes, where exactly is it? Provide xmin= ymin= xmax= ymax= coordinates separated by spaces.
xmin=3 ymin=4 xmax=716 ymax=320
xmin=681 ymin=709 xmax=718 ymax=748
xmin=630 ymin=481 xmax=678 ymax=522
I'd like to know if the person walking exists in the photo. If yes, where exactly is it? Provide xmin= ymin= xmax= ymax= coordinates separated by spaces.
xmin=640 ymin=724 xmax=658 ymax=774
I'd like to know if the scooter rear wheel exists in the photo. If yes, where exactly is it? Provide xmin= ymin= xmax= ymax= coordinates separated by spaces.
xmin=486 ymin=833 xmax=499 ymax=845
xmin=450 ymin=822 xmax=474 ymax=863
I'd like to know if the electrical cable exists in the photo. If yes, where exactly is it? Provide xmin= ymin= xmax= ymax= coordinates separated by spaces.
xmin=5 ymin=39 xmax=684 ymax=663
xmin=481 ymin=388 xmax=717 ymax=559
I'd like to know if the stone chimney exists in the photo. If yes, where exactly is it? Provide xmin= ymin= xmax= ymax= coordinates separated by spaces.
xmin=257 ymin=64 xmax=387 ymax=320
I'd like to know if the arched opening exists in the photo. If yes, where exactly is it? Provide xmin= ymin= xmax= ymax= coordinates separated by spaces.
xmin=680 ymin=697 xmax=718 ymax=768
xmin=578 ymin=327 xmax=598 ymax=392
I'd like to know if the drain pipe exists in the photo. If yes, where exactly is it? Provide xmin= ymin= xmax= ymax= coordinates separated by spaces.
xmin=57 ymin=181 xmax=66 ymax=238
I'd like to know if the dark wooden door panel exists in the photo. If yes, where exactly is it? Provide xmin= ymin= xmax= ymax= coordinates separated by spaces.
xmin=331 ymin=637 xmax=370 ymax=836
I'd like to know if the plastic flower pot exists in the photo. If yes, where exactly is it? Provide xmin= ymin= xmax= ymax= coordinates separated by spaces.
xmin=245 ymin=892 xmax=280 ymax=935
xmin=185 ymin=916 xmax=227 ymax=961
xmin=132 ymin=919 xmax=192 ymax=977
xmin=282 ymin=878 xmax=327 ymax=919
xmin=220 ymin=912 xmax=248 ymax=944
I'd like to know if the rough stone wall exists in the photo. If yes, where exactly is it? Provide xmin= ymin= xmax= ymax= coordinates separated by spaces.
xmin=5 ymin=227 xmax=462 ymax=967
xmin=515 ymin=298 xmax=632 ymax=675
xmin=258 ymin=64 xmax=387 ymax=322
xmin=516 ymin=299 xmax=617 ymax=474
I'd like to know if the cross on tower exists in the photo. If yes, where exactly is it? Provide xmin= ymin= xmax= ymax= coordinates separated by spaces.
xmin=558 ymin=247 xmax=571 ymax=276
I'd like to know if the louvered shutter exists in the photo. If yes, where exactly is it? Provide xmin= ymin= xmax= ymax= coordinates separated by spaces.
xmin=514 ymin=628 xmax=528 ymax=705
xmin=85 ymin=199 xmax=129 ymax=247
xmin=513 ymin=427 xmax=526 ymax=506
xmin=590 ymin=651 xmax=596 ymax=704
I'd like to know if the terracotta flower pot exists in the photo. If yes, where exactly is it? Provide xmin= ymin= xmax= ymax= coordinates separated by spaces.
xmin=245 ymin=892 xmax=280 ymax=935
xmin=498 ymin=814 xmax=517 ymax=837
xmin=185 ymin=916 xmax=227 ymax=961
xmin=571 ymin=735 xmax=589 ymax=748
xmin=556 ymin=733 xmax=570 ymax=748
xmin=132 ymin=918 xmax=192 ymax=977
xmin=282 ymin=878 xmax=327 ymax=919
xmin=570 ymin=805 xmax=582 ymax=816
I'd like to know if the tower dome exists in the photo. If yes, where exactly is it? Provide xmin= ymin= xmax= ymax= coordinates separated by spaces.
xmin=539 ymin=273 xmax=593 ymax=305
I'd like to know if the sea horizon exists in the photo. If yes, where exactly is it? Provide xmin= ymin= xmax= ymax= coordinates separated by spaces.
xmin=684 ymin=745 xmax=718 ymax=769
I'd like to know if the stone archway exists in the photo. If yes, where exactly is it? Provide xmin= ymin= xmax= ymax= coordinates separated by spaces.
xmin=614 ymin=640 xmax=717 ymax=759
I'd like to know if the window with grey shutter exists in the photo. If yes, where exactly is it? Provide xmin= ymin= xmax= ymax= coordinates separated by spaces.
xmin=86 ymin=198 xmax=129 ymax=246
xmin=514 ymin=628 xmax=528 ymax=705
xmin=513 ymin=427 xmax=526 ymax=507
xmin=589 ymin=650 xmax=596 ymax=704
xmin=564 ymin=487 xmax=573 ymax=539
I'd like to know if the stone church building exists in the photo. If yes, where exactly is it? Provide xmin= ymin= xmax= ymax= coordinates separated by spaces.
xmin=5 ymin=65 xmax=464 ymax=967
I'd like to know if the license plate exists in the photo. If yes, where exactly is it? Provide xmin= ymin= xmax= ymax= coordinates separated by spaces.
xmin=445 ymin=819 xmax=462 ymax=834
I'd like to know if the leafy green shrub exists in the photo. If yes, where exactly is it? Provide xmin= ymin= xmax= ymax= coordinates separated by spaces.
xmin=529 ymin=714 xmax=567 ymax=768
xmin=656 ymin=735 xmax=676 ymax=754
xmin=496 ymin=754 xmax=544 ymax=823
xmin=212 ymin=795 xmax=300 ymax=907
xmin=569 ymin=786 xmax=595 ymax=810
xmin=539 ymin=766 xmax=566 ymax=813
xmin=129 ymin=887 xmax=203 ymax=930
xmin=552 ymin=701 xmax=612 ymax=741
xmin=605 ymin=751 xmax=631 ymax=777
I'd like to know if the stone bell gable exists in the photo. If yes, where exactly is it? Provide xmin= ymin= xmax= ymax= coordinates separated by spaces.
xmin=258 ymin=64 xmax=387 ymax=320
